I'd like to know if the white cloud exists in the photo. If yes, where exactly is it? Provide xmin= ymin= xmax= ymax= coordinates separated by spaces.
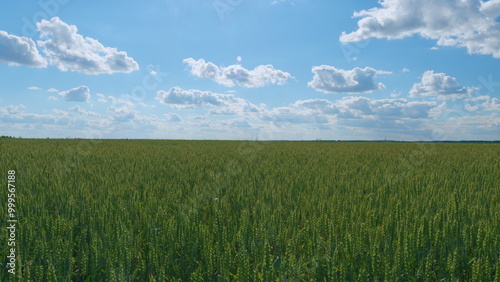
xmin=424 ymin=113 xmax=500 ymax=140
xmin=260 ymin=107 xmax=328 ymax=124
xmin=291 ymin=99 xmax=339 ymax=115
xmin=271 ymin=0 xmax=297 ymax=5
xmin=0 ymin=104 xmax=179 ymax=138
xmin=2 ymin=95 xmax=498 ymax=140
xmin=228 ymin=119 xmax=251 ymax=128
xmin=156 ymin=86 xmax=438 ymax=130
xmin=157 ymin=87 xmax=226 ymax=108
xmin=0 ymin=104 xmax=26 ymax=118
xmin=308 ymin=65 xmax=389 ymax=94
xmin=37 ymin=17 xmax=139 ymax=74
xmin=59 ymin=85 xmax=91 ymax=102
xmin=466 ymin=95 xmax=500 ymax=112
xmin=28 ymin=86 xmax=41 ymax=90
xmin=69 ymin=105 xmax=100 ymax=116
xmin=402 ymin=68 xmax=410 ymax=72
xmin=259 ymin=96 xmax=436 ymax=128
xmin=0 ymin=30 xmax=47 ymax=68
xmin=48 ymin=96 xmax=58 ymax=101
xmin=164 ymin=113 xmax=181 ymax=122
xmin=271 ymin=0 xmax=291 ymax=5
xmin=183 ymin=58 xmax=293 ymax=88
xmin=0 ymin=104 xmax=70 ymax=125
xmin=107 ymin=99 xmax=138 ymax=122
xmin=480 ymin=97 xmax=500 ymax=112
xmin=428 ymin=102 xmax=448 ymax=118
xmin=47 ymin=88 xmax=58 ymax=92
xmin=298 ymin=97 xmax=436 ymax=119
xmin=340 ymin=0 xmax=500 ymax=58
xmin=409 ymin=71 xmax=476 ymax=98
xmin=191 ymin=115 xmax=207 ymax=120
xmin=157 ymin=87 xmax=263 ymax=115
xmin=51 ymin=109 xmax=69 ymax=116
xmin=96 ymin=93 xmax=108 ymax=103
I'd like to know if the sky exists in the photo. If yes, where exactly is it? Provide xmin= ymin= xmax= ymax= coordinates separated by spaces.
xmin=0 ymin=0 xmax=499 ymax=140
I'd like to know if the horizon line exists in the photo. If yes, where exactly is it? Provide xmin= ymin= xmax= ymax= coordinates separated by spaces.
xmin=1 ymin=136 xmax=499 ymax=143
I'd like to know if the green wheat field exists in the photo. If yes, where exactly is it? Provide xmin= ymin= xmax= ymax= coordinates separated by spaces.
xmin=1 ymin=138 xmax=499 ymax=281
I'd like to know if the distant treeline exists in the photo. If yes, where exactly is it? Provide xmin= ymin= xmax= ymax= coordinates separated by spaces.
xmin=1 ymin=136 xmax=499 ymax=143
xmin=306 ymin=140 xmax=500 ymax=143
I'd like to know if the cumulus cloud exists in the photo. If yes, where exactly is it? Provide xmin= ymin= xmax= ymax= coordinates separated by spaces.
xmin=157 ymin=87 xmax=263 ymax=115
xmin=0 ymin=30 xmax=47 ymax=67
xmin=308 ymin=65 xmax=389 ymax=94
xmin=409 ymin=71 xmax=476 ymax=98
xmin=37 ymin=17 xmax=139 ymax=74
xmin=183 ymin=58 xmax=293 ymax=88
xmin=157 ymin=87 xmax=226 ymax=108
xmin=340 ymin=0 xmax=500 ymax=58
xmin=28 ymin=86 xmax=41 ymax=90
xmin=59 ymin=85 xmax=91 ymax=102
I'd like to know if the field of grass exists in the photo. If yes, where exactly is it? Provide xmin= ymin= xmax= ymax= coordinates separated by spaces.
xmin=1 ymin=139 xmax=499 ymax=281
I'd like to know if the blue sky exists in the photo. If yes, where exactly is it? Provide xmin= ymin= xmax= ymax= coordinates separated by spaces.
xmin=1 ymin=0 xmax=499 ymax=140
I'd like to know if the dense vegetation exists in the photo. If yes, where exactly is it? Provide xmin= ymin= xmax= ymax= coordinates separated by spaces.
xmin=1 ymin=139 xmax=499 ymax=281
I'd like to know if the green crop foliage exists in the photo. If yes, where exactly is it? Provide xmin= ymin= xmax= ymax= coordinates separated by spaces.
xmin=0 ymin=139 xmax=499 ymax=281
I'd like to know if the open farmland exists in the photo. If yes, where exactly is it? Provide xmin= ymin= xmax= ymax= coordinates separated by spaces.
xmin=1 ymin=139 xmax=499 ymax=281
